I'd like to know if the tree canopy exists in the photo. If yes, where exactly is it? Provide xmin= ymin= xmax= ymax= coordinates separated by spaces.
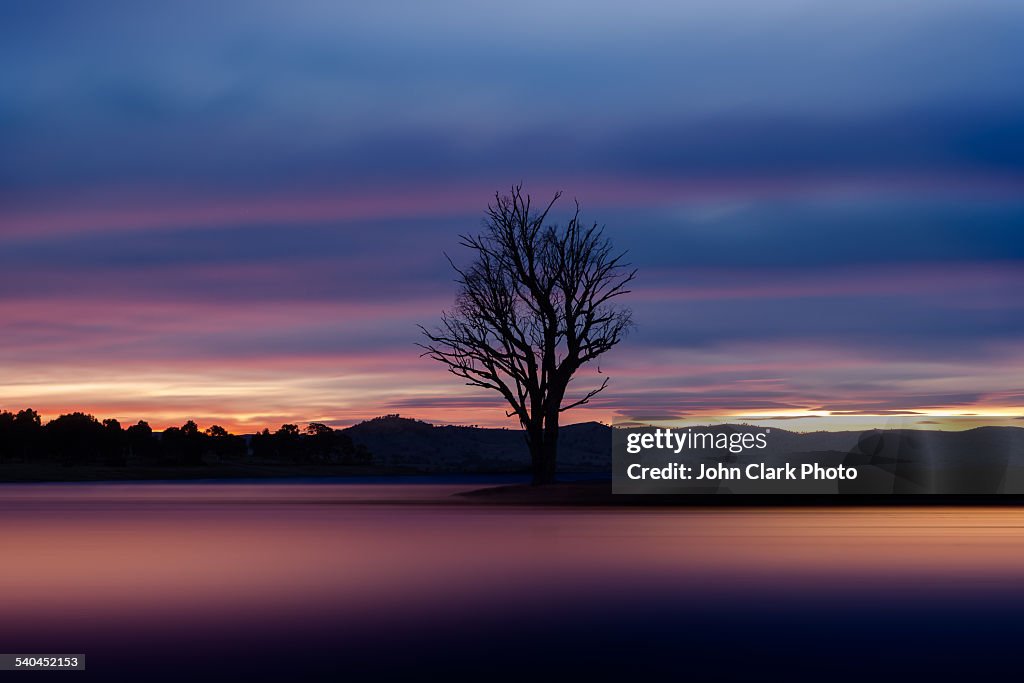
xmin=420 ymin=186 xmax=634 ymax=484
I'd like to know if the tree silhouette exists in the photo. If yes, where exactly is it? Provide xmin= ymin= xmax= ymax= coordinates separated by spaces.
xmin=45 ymin=412 xmax=105 ymax=464
xmin=0 ymin=409 xmax=41 ymax=462
xmin=420 ymin=186 xmax=635 ymax=485
xmin=101 ymin=418 xmax=127 ymax=466
xmin=125 ymin=420 xmax=156 ymax=461
xmin=205 ymin=425 xmax=230 ymax=438
xmin=0 ymin=411 xmax=374 ymax=469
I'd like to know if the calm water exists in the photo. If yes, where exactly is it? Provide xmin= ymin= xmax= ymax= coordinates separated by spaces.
xmin=2 ymin=482 xmax=1024 ymax=681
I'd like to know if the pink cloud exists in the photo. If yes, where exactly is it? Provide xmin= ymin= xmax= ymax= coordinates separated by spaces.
xmin=4 ymin=172 xmax=1022 ymax=239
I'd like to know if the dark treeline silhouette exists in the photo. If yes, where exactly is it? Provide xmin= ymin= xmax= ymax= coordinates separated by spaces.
xmin=250 ymin=422 xmax=371 ymax=464
xmin=0 ymin=409 xmax=371 ymax=467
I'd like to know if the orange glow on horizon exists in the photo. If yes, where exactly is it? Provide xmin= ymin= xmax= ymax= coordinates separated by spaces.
xmin=3 ymin=403 xmax=1020 ymax=435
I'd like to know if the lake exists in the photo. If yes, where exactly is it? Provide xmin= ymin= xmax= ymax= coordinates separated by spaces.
xmin=2 ymin=482 xmax=1023 ymax=681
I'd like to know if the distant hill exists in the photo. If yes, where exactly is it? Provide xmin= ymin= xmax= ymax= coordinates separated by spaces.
xmin=341 ymin=418 xmax=1024 ymax=477
xmin=342 ymin=417 xmax=1024 ymax=481
xmin=342 ymin=415 xmax=611 ymax=473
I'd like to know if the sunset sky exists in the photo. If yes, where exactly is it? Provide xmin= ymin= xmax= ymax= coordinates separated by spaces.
xmin=2 ymin=1 xmax=1023 ymax=431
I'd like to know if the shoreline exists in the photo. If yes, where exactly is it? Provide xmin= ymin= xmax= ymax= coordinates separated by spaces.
xmin=0 ymin=463 xmax=429 ymax=483
xmin=1 ymin=471 xmax=1021 ymax=507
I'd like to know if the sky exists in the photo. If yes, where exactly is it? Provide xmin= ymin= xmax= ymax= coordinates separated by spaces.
xmin=1 ymin=0 xmax=1023 ymax=431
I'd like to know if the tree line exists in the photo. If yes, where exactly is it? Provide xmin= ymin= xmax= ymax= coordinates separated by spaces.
xmin=0 ymin=409 xmax=371 ymax=467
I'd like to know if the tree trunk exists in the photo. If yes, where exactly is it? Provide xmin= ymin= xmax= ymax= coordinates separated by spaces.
xmin=528 ymin=409 xmax=560 ymax=486
xmin=528 ymin=434 xmax=557 ymax=486
xmin=530 ymin=448 xmax=556 ymax=486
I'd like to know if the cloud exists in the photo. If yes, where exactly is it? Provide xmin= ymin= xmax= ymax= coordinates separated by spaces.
xmin=2 ymin=0 xmax=1023 ymax=427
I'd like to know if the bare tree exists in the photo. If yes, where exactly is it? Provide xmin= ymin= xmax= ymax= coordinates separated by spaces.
xmin=419 ymin=185 xmax=635 ymax=485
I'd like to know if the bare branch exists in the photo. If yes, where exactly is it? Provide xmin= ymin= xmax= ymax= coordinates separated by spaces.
xmin=418 ymin=186 xmax=634 ymax=481
xmin=559 ymin=376 xmax=610 ymax=412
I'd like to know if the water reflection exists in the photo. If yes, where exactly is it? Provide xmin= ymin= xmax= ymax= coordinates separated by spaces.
xmin=2 ymin=483 xmax=1023 ymax=680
